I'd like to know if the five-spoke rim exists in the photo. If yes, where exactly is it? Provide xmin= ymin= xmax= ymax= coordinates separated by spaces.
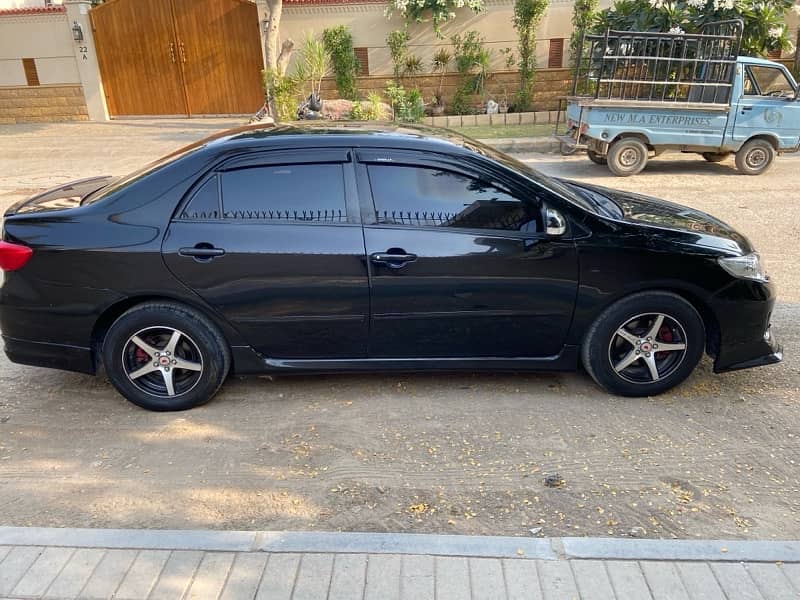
xmin=608 ymin=313 xmax=687 ymax=384
xmin=122 ymin=327 xmax=203 ymax=398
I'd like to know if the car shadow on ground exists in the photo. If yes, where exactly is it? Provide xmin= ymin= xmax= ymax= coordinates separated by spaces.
xmin=541 ymin=155 xmax=741 ymax=179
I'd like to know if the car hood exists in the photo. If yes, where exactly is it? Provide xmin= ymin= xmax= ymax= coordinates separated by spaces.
xmin=569 ymin=181 xmax=752 ymax=255
xmin=5 ymin=176 xmax=115 ymax=216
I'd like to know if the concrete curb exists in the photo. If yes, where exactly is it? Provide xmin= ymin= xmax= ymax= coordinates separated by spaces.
xmin=479 ymin=136 xmax=562 ymax=154
xmin=1 ymin=528 xmax=799 ymax=563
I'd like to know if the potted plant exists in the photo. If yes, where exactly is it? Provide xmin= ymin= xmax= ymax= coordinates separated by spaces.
xmin=430 ymin=48 xmax=451 ymax=116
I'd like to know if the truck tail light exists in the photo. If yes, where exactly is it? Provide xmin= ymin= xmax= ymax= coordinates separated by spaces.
xmin=0 ymin=241 xmax=33 ymax=271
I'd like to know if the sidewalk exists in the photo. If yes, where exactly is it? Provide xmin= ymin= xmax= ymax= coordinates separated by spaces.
xmin=0 ymin=528 xmax=798 ymax=600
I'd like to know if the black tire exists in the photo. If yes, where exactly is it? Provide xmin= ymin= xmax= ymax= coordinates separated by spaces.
xmin=101 ymin=302 xmax=230 ymax=411
xmin=607 ymin=138 xmax=648 ymax=176
xmin=735 ymin=139 xmax=775 ymax=175
xmin=587 ymin=150 xmax=607 ymax=165
xmin=581 ymin=292 xmax=705 ymax=397
xmin=702 ymin=152 xmax=730 ymax=163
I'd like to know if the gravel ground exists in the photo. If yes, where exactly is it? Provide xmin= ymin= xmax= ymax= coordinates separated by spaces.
xmin=0 ymin=121 xmax=797 ymax=540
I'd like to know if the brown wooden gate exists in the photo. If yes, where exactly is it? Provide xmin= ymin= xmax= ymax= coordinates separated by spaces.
xmin=91 ymin=0 xmax=264 ymax=117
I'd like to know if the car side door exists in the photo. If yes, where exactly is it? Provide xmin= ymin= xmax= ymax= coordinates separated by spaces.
xmin=733 ymin=64 xmax=800 ymax=149
xmin=356 ymin=148 xmax=580 ymax=359
xmin=162 ymin=148 xmax=370 ymax=359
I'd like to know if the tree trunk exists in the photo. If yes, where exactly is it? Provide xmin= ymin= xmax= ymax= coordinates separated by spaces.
xmin=795 ymin=29 xmax=800 ymax=76
xmin=264 ymin=0 xmax=283 ymax=72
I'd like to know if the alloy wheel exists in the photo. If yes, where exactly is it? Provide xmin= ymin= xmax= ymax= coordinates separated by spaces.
xmin=607 ymin=313 xmax=688 ymax=384
xmin=122 ymin=326 xmax=203 ymax=397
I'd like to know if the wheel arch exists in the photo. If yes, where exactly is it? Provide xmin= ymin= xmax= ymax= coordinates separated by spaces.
xmin=90 ymin=295 xmax=237 ymax=371
xmin=610 ymin=132 xmax=652 ymax=149
xmin=742 ymin=134 xmax=779 ymax=151
xmin=581 ymin=287 xmax=721 ymax=358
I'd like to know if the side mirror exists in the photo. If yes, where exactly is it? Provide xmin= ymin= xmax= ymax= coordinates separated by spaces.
xmin=545 ymin=208 xmax=567 ymax=236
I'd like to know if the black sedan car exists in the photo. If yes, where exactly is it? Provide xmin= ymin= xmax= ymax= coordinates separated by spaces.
xmin=0 ymin=123 xmax=781 ymax=411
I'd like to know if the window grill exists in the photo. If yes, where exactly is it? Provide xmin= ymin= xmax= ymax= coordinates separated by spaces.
xmin=571 ymin=19 xmax=743 ymax=104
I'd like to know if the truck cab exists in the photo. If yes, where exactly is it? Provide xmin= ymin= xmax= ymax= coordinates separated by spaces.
xmin=729 ymin=57 xmax=800 ymax=153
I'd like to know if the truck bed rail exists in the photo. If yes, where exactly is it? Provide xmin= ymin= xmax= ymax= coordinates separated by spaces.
xmin=572 ymin=19 xmax=743 ymax=105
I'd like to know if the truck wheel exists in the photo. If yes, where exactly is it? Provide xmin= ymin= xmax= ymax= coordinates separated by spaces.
xmin=735 ymin=139 xmax=775 ymax=175
xmin=702 ymin=152 xmax=730 ymax=163
xmin=587 ymin=150 xmax=607 ymax=165
xmin=607 ymin=139 xmax=648 ymax=176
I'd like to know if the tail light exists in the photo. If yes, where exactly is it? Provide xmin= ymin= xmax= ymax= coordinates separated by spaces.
xmin=0 ymin=241 xmax=33 ymax=271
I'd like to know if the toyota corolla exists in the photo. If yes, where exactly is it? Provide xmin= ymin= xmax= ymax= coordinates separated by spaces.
xmin=0 ymin=124 xmax=781 ymax=410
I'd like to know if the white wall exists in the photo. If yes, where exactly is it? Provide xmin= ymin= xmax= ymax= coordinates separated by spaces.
xmin=0 ymin=1 xmax=63 ymax=9
xmin=0 ymin=11 xmax=79 ymax=86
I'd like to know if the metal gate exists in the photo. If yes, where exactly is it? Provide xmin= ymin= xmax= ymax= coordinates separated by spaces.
xmin=91 ymin=0 xmax=264 ymax=117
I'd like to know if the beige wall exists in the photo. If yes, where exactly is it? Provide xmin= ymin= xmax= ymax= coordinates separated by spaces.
xmin=0 ymin=11 xmax=79 ymax=86
xmin=280 ymin=0 xmax=614 ymax=76
xmin=0 ymin=1 xmax=63 ymax=7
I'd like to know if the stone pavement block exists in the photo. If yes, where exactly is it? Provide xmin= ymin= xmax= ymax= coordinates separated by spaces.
xmin=80 ymin=549 xmax=138 ymax=600
xmin=469 ymin=557 xmax=505 ymax=600
xmin=400 ymin=554 xmax=434 ymax=600
xmin=538 ymin=560 xmax=579 ymax=600
xmin=219 ymin=553 xmax=268 ymax=600
xmin=255 ymin=553 xmax=300 ymax=600
xmin=434 ymin=557 xmax=469 ymax=600
xmin=503 ymin=559 xmax=542 ymax=600
xmin=364 ymin=554 xmax=401 ymax=600
xmin=329 ymin=554 xmax=367 ymax=600
xmin=0 ymin=549 xmax=10 ymax=564
xmin=114 ymin=550 xmax=170 ymax=600
xmin=675 ymin=563 xmax=726 ymax=600
xmin=0 ymin=547 xmax=43 ymax=596
xmin=571 ymin=560 xmax=615 ymax=600
xmin=12 ymin=546 xmax=74 ymax=597
xmin=639 ymin=562 xmax=690 ymax=600
xmin=184 ymin=552 xmax=235 ymax=600
xmin=777 ymin=563 xmax=800 ymax=592
xmin=43 ymin=548 xmax=105 ymax=599
xmin=605 ymin=560 xmax=653 ymax=599
xmin=148 ymin=550 xmax=203 ymax=600
xmin=744 ymin=563 xmax=797 ymax=600
xmin=292 ymin=554 xmax=334 ymax=600
xmin=709 ymin=563 xmax=764 ymax=600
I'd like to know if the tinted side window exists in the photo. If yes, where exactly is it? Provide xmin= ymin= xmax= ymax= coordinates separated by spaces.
xmin=221 ymin=164 xmax=347 ymax=222
xmin=367 ymin=164 xmax=539 ymax=232
xmin=181 ymin=176 xmax=220 ymax=219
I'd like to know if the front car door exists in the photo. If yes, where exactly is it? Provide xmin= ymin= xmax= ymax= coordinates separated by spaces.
xmin=162 ymin=149 xmax=370 ymax=358
xmin=356 ymin=149 xmax=579 ymax=359
xmin=732 ymin=63 xmax=800 ymax=150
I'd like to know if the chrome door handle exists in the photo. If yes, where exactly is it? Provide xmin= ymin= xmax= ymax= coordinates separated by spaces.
xmin=370 ymin=252 xmax=417 ymax=268
xmin=179 ymin=245 xmax=225 ymax=261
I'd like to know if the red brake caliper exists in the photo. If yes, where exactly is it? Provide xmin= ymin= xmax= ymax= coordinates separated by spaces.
xmin=656 ymin=326 xmax=673 ymax=359
xmin=135 ymin=347 xmax=148 ymax=365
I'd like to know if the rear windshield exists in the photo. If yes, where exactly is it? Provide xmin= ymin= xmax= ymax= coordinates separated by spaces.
xmin=81 ymin=141 xmax=206 ymax=205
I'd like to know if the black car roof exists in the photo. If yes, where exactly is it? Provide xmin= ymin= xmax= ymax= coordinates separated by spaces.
xmin=202 ymin=122 xmax=474 ymax=154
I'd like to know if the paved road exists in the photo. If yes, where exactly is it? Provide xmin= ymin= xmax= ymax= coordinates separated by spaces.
xmin=0 ymin=122 xmax=797 ymax=540
xmin=1 ymin=528 xmax=799 ymax=600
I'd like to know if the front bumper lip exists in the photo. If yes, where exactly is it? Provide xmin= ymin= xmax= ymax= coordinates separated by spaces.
xmin=714 ymin=325 xmax=783 ymax=373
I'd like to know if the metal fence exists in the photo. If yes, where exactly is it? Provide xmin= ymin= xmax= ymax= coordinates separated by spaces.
xmin=572 ymin=19 xmax=744 ymax=104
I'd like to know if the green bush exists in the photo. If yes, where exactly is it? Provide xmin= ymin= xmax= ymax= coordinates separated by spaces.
xmin=322 ymin=26 xmax=359 ymax=101
xmin=385 ymin=82 xmax=425 ymax=123
xmin=514 ymin=0 xmax=548 ymax=111
xmin=262 ymin=68 xmax=299 ymax=122
xmin=350 ymin=92 xmax=386 ymax=120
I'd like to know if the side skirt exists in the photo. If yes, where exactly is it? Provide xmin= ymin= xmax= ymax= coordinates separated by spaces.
xmin=231 ymin=346 xmax=580 ymax=375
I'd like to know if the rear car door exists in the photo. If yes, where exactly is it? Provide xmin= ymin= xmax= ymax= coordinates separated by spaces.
xmin=733 ymin=64 xmax=800 ymax=149
xmin=356 ymin=149 xmax=579 ymax=359
xmin=162 ymin=149 xmax=370 ymax=358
